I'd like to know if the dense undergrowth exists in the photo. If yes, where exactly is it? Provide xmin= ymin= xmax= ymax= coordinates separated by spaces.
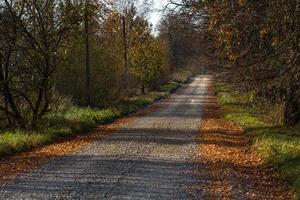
xmin=215 ymin=82 xmax=300 ymax=198
xmin=0 ymin=75 xmax=189 ymax=159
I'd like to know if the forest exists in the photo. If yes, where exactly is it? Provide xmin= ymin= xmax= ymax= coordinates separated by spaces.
xmin=0 ymin=0 xmax=300 ymax=198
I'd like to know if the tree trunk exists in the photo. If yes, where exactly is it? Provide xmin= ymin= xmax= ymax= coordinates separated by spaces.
xmin=122 ymin=15 xmax=128 ymax=91
xmin=84 ymin=1 xmax=91 ymax=106
xmin=1 ymin=48 xmax=25 ymax=128
xmin=141 ymin=83 xmax=146 ymax=94
xmin=284 ymin=81 xmax=300 ymax=126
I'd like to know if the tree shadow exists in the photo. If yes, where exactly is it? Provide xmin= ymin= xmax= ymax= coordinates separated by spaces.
xmin=0 ymin=154 xmax=220 ymax=199
xmin=0 ymin=153 xmax=291 ymax=199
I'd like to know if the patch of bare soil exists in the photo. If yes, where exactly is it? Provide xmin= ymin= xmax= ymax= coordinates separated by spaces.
xmin=0 ymin=96 xmax=173 ymax=183
xmin=197 ymin=84 xmax=295 ymax=199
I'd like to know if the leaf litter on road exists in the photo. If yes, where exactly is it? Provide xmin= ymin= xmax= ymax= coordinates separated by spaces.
xmin=196 ymin=83 xmax=295 ymax=199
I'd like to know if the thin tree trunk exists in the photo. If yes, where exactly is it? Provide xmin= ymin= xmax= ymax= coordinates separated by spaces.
xmin=284 ymin=81 xmax=300 ymax=126
xmin=141 ymin=82 xmax=146 ymax=94
xmin=122 ymin=15 xmax=128 ymax=91
xmin=84 ymin=1 xmax=91 ymax=106
xmin=1 ymin=48 xmax=25 ymax=128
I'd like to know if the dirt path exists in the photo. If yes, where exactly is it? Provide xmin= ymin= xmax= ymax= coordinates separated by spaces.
xmin=0 ymin=76 xmax=212 ymax=199
xmin=0 ymin=75 xmax=293 ymax=199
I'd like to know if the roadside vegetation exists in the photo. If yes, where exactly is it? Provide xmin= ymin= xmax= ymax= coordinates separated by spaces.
xmin=0 ymin=72 xmax=190 ymax=158
xmin=216 ymin=81 xmax=300 ymax=198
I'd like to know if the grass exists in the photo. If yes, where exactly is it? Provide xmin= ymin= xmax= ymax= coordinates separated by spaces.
xmin=171 ymin=69 xmax=193 ymax=83
xmin=0 ymin=129 xmax=71 ymax=157
xmin=216 ymin=82 xmax=300 ymax=198
xmin=0 ymin=78 xmax=185 ymax=159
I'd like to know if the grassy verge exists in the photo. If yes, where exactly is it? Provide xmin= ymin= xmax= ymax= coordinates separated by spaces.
xmin=0 ymin=79 xmax=185 ymax=159
xmin=215 ymin=82 xmax=300 ymax=198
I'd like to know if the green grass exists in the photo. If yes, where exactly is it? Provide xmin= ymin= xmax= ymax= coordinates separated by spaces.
xmin=0 ymin=129 xmax=71 ymax=156
xmin=0 ymin=79 xmax=184 ymax=159
xmin=216 ymin=82 xmax=300 ymax=198
xmin=117 ymin=91 xmax=166 ymax=115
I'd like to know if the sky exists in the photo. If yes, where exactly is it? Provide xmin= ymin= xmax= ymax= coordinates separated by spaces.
xmin=148 ymin=0 xmax=169 ymax=32
xmin=136 ymin=0 xmax=169 ymax=33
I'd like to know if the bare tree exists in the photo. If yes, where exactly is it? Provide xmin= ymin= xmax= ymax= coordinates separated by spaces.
xmin=0 ymin=0 xmax=81 ymax=128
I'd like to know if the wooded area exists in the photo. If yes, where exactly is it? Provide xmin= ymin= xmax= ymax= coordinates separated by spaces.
xmin=0 ymin=0 xmax=202 ymax=130
xmin=167 ymin=0 xmax=300 ymax=126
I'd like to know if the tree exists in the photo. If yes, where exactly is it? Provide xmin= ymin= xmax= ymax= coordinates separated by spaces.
xmin=131 ymin=32 xmax=164 ymax=94
xmin=101 ymin=3 xmax=168 ymax=94
xmin=0 ymin=0 xmax=81 ymax=128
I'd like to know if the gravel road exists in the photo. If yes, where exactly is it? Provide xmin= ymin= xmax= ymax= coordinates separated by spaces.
xmin=0 ymin=75 xmax=214 ymax=200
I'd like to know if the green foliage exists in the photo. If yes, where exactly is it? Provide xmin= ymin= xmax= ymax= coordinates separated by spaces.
xmin=130 ymin=36 xmax=165 ymax=87
xmin=216 ymin=81 xmax=300 ymax=196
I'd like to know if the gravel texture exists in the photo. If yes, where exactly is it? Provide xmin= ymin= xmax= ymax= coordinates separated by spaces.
xmin=0 ymin=76 xmax=213 ymax=200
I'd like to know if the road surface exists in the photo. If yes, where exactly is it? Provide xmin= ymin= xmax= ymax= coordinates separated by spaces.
xmin=0 ymin=75 xmax=214 ymax=199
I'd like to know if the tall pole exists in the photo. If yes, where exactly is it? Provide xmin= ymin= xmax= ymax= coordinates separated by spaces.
xmin=122 ymin=15 xmax=128 ymax=91
xmin=84 ymin=0 xmax=91 ymax=105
